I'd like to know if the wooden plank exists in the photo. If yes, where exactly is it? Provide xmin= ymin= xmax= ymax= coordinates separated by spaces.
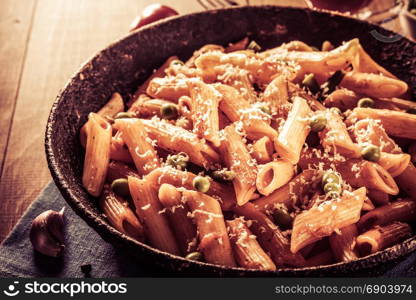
xmin=0 ymin=0 xmax=139 ymax=241
xmin=0 ymin=0 xmax=36 ymax=176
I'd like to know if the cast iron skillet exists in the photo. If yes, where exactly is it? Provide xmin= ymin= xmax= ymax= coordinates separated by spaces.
xmin=45 ymin=5 xmax=416 ymax=276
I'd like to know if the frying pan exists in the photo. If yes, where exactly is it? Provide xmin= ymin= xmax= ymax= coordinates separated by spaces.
xmin=45 ymin=5 xmax=416 ymax=276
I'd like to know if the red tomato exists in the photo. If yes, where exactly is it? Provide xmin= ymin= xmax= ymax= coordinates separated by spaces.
xmin=129 ymin=4 xmax=179 ymax=31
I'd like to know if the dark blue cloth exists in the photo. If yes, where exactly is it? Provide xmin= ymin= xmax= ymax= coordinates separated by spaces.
xmin=0 ymin=182 xmax=415 ymax=278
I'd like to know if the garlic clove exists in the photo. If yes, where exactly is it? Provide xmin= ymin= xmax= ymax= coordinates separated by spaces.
xmin=29 ymin=208 xmax=65 ymax=257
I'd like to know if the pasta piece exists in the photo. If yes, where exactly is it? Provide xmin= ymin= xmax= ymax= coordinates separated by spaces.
xmin=234 ymin=202 xmax=305 ymax=267
xmin=377 ymin=97 xmax=416 ymax=111
xmin=263 ymin=39 xmax=359 ymax=82
xmin=216 ymin=84 xmax=277 ymax=141
xmin=141 ymin=119 xmax=219 ymax=168
xmin=263 ymin=75 xmax=289 ymax=112
xmin=378 ymin=152 xmax=411 ymax=177
xmin=323 ymin=88 xmax=361 ymax=111
xmin=319 ymin=109 xmax=361 ymax=158
xmin=106 ymin=161 xmax=139 ymax=183
xmin=340 ymin=72 xmax=408 ymax=98
xmin=195 ymin=51 xmax=280 ymax=85
xmin=218 ymin=67 xmax=258 ymax=103
xmin=254 ymin=169 xmax=321 ymax=213
xmin=128 ymin=95 xmax=176 ymax=118
xmin=220 ymin=124 xmax=257 ymax=206
xmin=299 ymin=148 xmax=399 ymax=195
xmin=144 ymin=166 xmax=236 ymax=211
xmin=256 ymin=159 xmax=294 ymax=196
xmin=356 ymin=44 xmax=396 ymax=78
xmin=80 ymin=92 xmax=124 ymax=147
xmin=274 ymin=96 xmax=312 ymax=164
xmin=321 ymin=40 xmax=334 ymax=52
xmin=227 ymin=218 xmax=276 ymax=271
xmin=128 ymin=176 xmax=180 ymax=255
xmin=396 ymin=163 xmax=416 ymax=199
xmin=347 ymin=108 xmax=416 ymax=140
xmin=82 ymin=113 xmax=112 ymax=196
xmin=329 ymin=224 xmax=359 ymax=262
xmin=291 ymin=187 xmax=367 ymax=253
xmin=109 ymin=136 xmax=134 ymax=164
xmin=356 ymin=222 xmax=412 ymax=256
xmin=185 ymin=44 xmax=224 ymax=67
xmin=358 ymin=199 xmax=416 ymax=231
xmin=183 ymin=190 xmax=236 ymax=267
xmin=99 ymin=185 xmax=144 ymax=241
xmin=113 ymin=118 xmax=160 ymax=175
xmin=187 ymin=79 xmax=221 ymax=147
xmin=146 ymin=76 xmax=190 ymax=102
xmin=251 ymin=136 xmax=274 ymax=164
xmin=158 ymin=184 xmax=197 ymax=255
xmin=362 ymin=196 xmax=375 ymax=212
xmin=367 ymin=189 xmax=389 ymax=206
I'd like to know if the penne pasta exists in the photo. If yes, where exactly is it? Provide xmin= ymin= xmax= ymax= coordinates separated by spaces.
xmin=234 ymin=202 xmax=305 ymax=267
xmin=347 ymin=108 xmax=416 ymax=140
xmin=329 ymin=224 xmax=359 ymax=262
xmin=158 ymin=184 xmax=197 ymax=255
xmin=220 ymin=124 xmax=257 ymax=206
xmin=340 ymin=72 xmax=408 ymax=99
xmin=216 ymin=84 xmax=277 ymax=141
xmin=82 ymin=113 xmax=112 ymax=196
xmin=144 ymin=166 xmax=236 ymax=211
xmin=128 ymin=176 xmax=180 ymax=255
xmin=378 ymin=152 xmax=411 ymax=177
xmin=396 ymin=163 xmax=416 ymax=199
xmin=80 ymin=92 xmax=124 ymax=148
xmin=183 ymin=190 xmax=236 ymax=267
xmin=141 ymin=118 xmax=220 ymax=168
xmin=113 ymin=118 xmax=160 ymax=175
xmin=187 ymin=79 xmax=221 ymax=146
xmin=274 ymin=96 xmax=312 ymax=164
xmin=256 ymin=159 xmax=294 ymax=196
xmin=263 ymin=75 xmax=289 ymax=112
xmin=356 ymin=222 xmax=412 ymax=256
xmin=319 ymin=109 xmax=361 ymax=158
xmin=100 ymin=185 xmax=144 ymax=242
xmin=106 ymin=161 xmax=139 ymax=183
xmin=251 ymin=136 xmax=274 ymax=164
xmin=358 ymin=199 xmax=416 ymax=231
xmin=146 ymin=76 xmax=190 ymax=102
xmin=227 ymin=218 xmax=276 ymax=271
xmin=254 ymin=169 xmax=321 ymax=213
xmin=291 ymin=187 xmax=366 ymax=253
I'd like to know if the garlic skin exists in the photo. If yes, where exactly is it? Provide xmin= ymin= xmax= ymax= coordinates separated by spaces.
xmin=29 ymin=208 xmax=65 ymax=257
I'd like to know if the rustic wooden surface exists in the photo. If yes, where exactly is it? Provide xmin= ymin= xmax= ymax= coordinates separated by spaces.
xmin=0 ymin=0 xmax=407 ymax=242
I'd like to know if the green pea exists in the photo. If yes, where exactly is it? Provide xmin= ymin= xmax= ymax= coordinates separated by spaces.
xmin=322 ymin=171 xmax=341 ymax=187
xmin=212 ymin=169 xmax=236 ymax=181
xmin=272 ymin=208 xmax=293 ymax=230
xmin=302 ymin=73 xmax=321 ymax=94
xmin=193 ymin=176 xmax=211 ymax=193
xmin=115 ymin=112 xmax=135 ymax=119
xmin=357 ymin=98 xmax=375 ymax=108
xmin=166 ymin=152 xmax=189 ymax=170
xmin=185 ymin=252 xmax=203 ymax=262
xmin=361 ymin=144 xmax=381 ymax=162
xmin=407 ymin=108 xmax=416 ymax=114
xmin=326 ymin=191 xmax=341 ymax=199
xmin=171 ymin=59 xmax=184 ymax=66
xmin=111 ymin=178 xmax=130 ymax=198
xmin=259 ymin=105 xmax=271 ymax=115
xmin=323 ymin=182 xmax=341 ymax=194
xmin=330 ymin=107 xmax=343 ymax=117
xmin=160 ymin=103 xmax=179 ymax=120
xmin=247 ymin=40 xmax=261 ymax=52
xmin=309 ymin=114 xmax=327 ymax=132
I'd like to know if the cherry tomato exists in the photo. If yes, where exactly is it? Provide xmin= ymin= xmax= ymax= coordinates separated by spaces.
xmin=129 ymin=4 xmax=179 ymax=31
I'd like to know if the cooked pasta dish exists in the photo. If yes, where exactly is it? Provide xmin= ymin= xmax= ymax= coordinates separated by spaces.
xmin=80 ymin=37 xmax=416 ymax=270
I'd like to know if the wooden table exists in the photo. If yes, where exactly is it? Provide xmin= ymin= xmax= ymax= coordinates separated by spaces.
xmin=0 ymin=0 xmax=407 ymax=242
